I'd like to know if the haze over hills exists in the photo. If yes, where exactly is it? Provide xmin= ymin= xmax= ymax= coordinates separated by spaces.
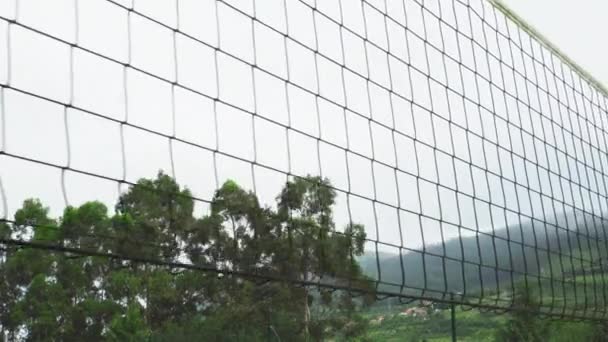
xmin=359 ymin=210 xmax=608 ymax=297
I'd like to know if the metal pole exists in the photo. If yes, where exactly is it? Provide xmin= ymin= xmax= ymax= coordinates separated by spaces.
xmin=451 ymin=295 xmax=456 ymax=342
xmin=267 ymin=308 xmax=271 ymax=342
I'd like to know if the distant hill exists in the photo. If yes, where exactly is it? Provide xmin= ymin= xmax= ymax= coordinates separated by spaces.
xmin=359 ymin=210 xmax=608 ymax=297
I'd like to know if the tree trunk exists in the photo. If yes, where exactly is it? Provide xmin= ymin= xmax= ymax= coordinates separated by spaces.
xmin=303 ymin=287 xmax=310 ymax=341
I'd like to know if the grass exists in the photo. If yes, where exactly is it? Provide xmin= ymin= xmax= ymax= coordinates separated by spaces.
xmin=361 ymin=304 xmax=602 ymax=342
xmin=359 ymin=277 xmax=608 ymax=341
xmin=362 ymin=304 xmax=503 ymax=341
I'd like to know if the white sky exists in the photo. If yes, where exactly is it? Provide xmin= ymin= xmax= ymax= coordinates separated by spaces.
xmin=0 ymin=0 xmax=607 ymax=255
xmin=502 ymin=0 xmax=608 ymax=88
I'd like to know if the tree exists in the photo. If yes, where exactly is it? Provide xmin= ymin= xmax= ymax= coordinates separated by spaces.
xmin=0 ymin=172 xmax=373 ymax=340
xmin=114 ymin=172 xmax=195 ymax=261
xmin=107 ymin=305 xmax=149 ymax=341
xmin=495 ymin=284 xmax=548 ymax=342
xmin=0 ymin=199 xmax=66 ymax=340
xmin=0 ymin=221 xmax=17 ymax=339
xmin=275 ymin=176 xmax=372 ymax=339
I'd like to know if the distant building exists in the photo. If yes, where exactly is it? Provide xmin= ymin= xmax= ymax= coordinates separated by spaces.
xmin=399 ymin=306 xmax=429 ymax=318
xmin=420 ymin=300 xmax=433 ymax=307
xmin=419 ymin=300 xmax=434 ymax=308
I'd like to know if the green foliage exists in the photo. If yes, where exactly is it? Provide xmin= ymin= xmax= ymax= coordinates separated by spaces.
xmin=0 ymin=172 xmax=372 ymax=340
xmin=495 ymin=285 xmax=548 ymax=342
xmin=361 ymin=304 xmax=608 ymax=342
xmin=107 ymin=305 xmax=150 ymax=341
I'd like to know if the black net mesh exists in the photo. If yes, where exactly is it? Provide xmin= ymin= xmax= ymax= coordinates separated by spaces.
xmin=1 ymin=0 xmax=608 ymax=321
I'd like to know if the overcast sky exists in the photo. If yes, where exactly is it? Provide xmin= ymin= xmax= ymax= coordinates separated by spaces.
xmin=0 ymin=0 xmax=607 ymax=255
xmin=502 ymin=0 xmax=608 ymax=88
